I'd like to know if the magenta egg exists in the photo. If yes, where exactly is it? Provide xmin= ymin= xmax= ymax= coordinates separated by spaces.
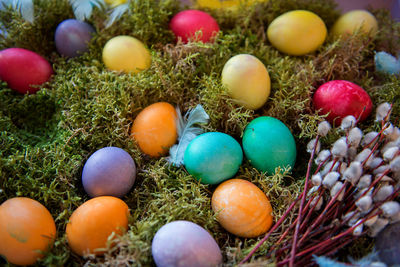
xmin=82 ymin=147 xmax=136 ymax=198
xmin=55 ymin=19 xmax=95 ymax=58
xmin=152 ymin=220 xmax=222 ymax=267
xmin=313 ymin=80 xmax=372 ymax=124
xmin=169 ymin=10 xmax=219 ymax=43
xmin=0 ymin=48 xmax=53 ymax=94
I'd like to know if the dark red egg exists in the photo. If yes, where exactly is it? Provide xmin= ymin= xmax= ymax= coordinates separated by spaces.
xmin=169 ymin=9 xmax=219 ymax=43
xmin=0 ymin=48 xmax=53 ymax=94
xmin=313 ymin=80 xmax=372 ymax=124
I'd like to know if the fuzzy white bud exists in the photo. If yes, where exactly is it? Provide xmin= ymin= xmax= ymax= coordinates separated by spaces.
xmin=388 ymin=127 xmax=400 ymax=141
xmin=317 ymin=121 xmax=331 ymax=137
xmin=352 ymin=219 xmax=364 ymax=236
xmin=381 ymin=201 xmax=400 ymax=219
xmin=355 ymin=187 xmax=374 ymax=199
xmin=348 ymin=127 xmax=363 ymax=147
xmin=382 ymin=141 xmax=397 ymax=155
xmin=374 ymin=185 xmax=394 ymax=202
xmin=321 ymin=160 xmax=340 ymax=176
xmin=383 ymin=122 xmax=394 ymax=136
xmin=347 ymin=147 xmax=357 ymax=161
xmin=369 ymin=218 xmax=389 ymax=237
xmin=356 ymin=195 xmax=373 ymax=212
xmin=341 ymin=115 xmax=356 ymax=131
xmin=315 ymin=150 xmax=331 ymax=165
xmin=364 ymin=215 xmax=378 ymax=227
xmin=390 ymin=156 xmax=400 ymax=172
xmin=357 ymin=175 xmax=372 ymax=189
xmin=307 ymin=138 xmax=320 ymax=154
xmin=373 ymin=165 xmax=390 ymax=175
xmin=369 ymin=262 xmax=388 ymax=267
xmin=339 ymin=162 xmax=348 ymax=176
xmin=331 ymin=138 xmax=348 ymax=158
xmin=307 ymin=185 xmax=320 ymax=196
xmin=311 ymin=173 xmax=322 ymax=186
xmin=343 ymin=211 xmax=357 ymax=225
xmin=376 ymin=102 xmax=391 ymax=122
xmin=343 ymin=161 xmax=363 ymax=185
xmin=367 ymin=157 xmax=383 ymax=169
xmin=322 ymin=171 xmax=340 ymax=188
xmin=361 ymin=131 xmax=379 ymax=147
xmin=310 ymin=196 xmax=323 ymax=211
xmin=354 ymin=148 xmax=372 ymax=164
xmin=330 ymin=181 xmax=345 ymax=201
xmin=383 ymin=147 xmax=399 ymax=162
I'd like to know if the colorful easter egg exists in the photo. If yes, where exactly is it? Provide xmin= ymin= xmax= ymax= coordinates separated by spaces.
xmin=242 ymin=116 xmax=296 ymax=174
xmin=105 ymin=0 xmax=127 ymax=6
xmin=331 ymin=10 xmax=378 ymax=38
xmin=152 ymin=220 xmax=222 ymax=267
xmin=211 ymin=179 xmax=273 ymax=238
xmin=55 ymin=19 xmax=95 ymax=58
xmin=267 ymin=10 xmax=327 ymax=55
xmin=184 ymin=132 xmax=243 ymax=184
xmin=0 ymin=48 xmax=53 ymax=94
xmin=170 ymin=10 xmax=219 ymax=43
xmin=82 ymin=147 xmax=136 ymax=198
xmin=376 ymin=222 xmax=400 ymax=265
xmin=66 ymin=196 xmax=129 ymax=256
xmin=196 ymin=0 xmax=265 ymax=9
xmin=102 ymin=35 xmax=151 ymax=73
xmin=222 ymin=54 xmax=271 ymax=110
xmin=131 ymin=102 xmax=178 ymax=157
xmin=0 ymin=197 xmax=56 ymax=266
xmin=313 ymin=80 xmax=372 ymax=124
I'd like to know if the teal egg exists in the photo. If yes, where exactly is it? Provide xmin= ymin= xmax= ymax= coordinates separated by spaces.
xmin=242 ymin=116 xmax=296 ymax=174
xmin=184 ymin=132 xmax=243 ymax=184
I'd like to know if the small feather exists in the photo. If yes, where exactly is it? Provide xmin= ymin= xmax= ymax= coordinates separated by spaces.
xmin=106 ymin=2 xmax=129 ymax=28
xmin=375 ymin=51 xmax=400 ymax=75
xmin=167 ymin=104 xmax=210 ymax=167
xmin=70 ymin=0 xmax=105 ymax=21
xmin=313 ymin=255 xmax=349 ymax=267
xmin=1 ymin=0 xmax=34 ymax=22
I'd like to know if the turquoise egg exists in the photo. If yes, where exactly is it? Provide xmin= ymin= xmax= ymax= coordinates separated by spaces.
xmin=242 ymin=116 xmax=296 ymax=174
xmin=184 ymin=132 xmax=243 ymax=184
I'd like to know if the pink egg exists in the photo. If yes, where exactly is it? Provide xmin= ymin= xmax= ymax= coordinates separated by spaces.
xmin=313 ymin=80 xmax=372 ymax=124
xmin=0 ymin=48 xmax=53 ymax=94
xmin=169 ymin=9 xmax=219 ymax=43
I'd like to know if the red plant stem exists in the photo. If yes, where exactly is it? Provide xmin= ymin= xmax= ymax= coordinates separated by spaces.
xmin=299 ymin=188 xmax=325 ymax=232
xmin=289 ymin=135 xmax=320 ymax=267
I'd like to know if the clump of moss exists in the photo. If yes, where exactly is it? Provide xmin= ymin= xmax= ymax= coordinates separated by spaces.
xmin=0 ymin=0 xmax=399 ymax=265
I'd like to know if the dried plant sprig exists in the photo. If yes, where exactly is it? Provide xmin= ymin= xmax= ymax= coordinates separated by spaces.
xmin=240 ymin=103 xmax=400 ymax=265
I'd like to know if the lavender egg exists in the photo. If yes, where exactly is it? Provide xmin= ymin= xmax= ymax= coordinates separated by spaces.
xmin=82 ymin=147 xmax=136 ymax=198
xmin=152 ymin=221 xmax=222 ymax=267
xmin=55 ymin=19 xmax=95 ymax=58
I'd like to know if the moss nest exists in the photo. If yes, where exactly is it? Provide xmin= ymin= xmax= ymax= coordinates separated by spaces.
xmin=0 ymin=0 xmax=399 ymax=266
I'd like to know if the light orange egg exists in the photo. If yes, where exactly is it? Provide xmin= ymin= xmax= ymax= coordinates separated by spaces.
xmin=131 ymin=102 xmax=178 ymax=157
xmin=211 ymin=179 xmax=273 ymax=238
xmin=0 ymin=197 xmax=56 ymax=266
xmin=66 ymin=196 xmax=129 ymax=256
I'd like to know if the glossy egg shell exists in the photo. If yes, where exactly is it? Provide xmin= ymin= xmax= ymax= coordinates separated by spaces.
xmin=184 ymin=132 xmax=243 ymax=185
xmin=196 ymin=0 xmax=265 ymax=9
xmin=331 ymin=10 xmax=378 ymax=38
xmin=267 ymin=10 xmax=327 ymax=55
xmin=105 ymin=0 xmax=127 ymax=6
xmin=313 ymin=80 xmax=372 ymax=124
xmin=66 ymin=196 xmax=129 ymax=256
xmin=222 ymin=54 xmax=271 ymax=110
xmin=82 ymin=147 xmax=136 ymax=198
xmin=242 ymin=116 xmax=296 ymax=174
xmin=0 ymin=197 xmax=56 ymax=266
xmin=0 ymin=48 xmax=53 ymax=94
xmin=55 ymin=19 xmax=95 ymax=58
xmin=102 ymin=35 xmax=151 ymax=73
xmin=170 ymin=10 xmax=219 ymax=43
xmin=131 ymin=102 xmax=178 ymax=157
xmin=212 ymin=179 xmax=273 ymax=238
xmin=152 ymin=220 xmax=222 ymax=267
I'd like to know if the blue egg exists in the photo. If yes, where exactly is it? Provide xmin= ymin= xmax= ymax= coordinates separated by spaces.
xmin=183 ymin=132 xmax=243 ymax=185
xmin=82 ymin=147 xmax=136 ymax=198
xmin=55 ymin=19 xmax=95 ymax=58
xmin=152 ymin=220 xmax=222 ymax=267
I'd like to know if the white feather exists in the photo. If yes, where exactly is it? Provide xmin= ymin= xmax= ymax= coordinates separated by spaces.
xmin=1 ymin=0 xmax=34 ymax=22
xmin=69 ymin=0 xmax=105 ymax=21
xmin=106 ymin=2 xmax=129 ymax=28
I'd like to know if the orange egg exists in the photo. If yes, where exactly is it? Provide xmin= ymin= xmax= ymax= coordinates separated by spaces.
xmin=0 ymin=197 xmax=56 ymax=266
xmin=66 ymin=196 xmax=129 ymax=256
xmin=211 ymin=179 xmax=273 ymax=238
xmin=131 ymin=102 xmax=178 ymax=157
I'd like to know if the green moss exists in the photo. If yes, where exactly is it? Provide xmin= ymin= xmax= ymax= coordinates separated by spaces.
xmin=0 ymin=0 xmax=399 ymax=265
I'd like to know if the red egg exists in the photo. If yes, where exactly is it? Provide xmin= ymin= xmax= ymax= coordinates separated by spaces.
xmin=313 ymin=80 xmax=372 ymax=124
xmin=0 ymin=48 xmax=53 ymax=94
xmin=169 ymin=9 xmax=219 ymax=43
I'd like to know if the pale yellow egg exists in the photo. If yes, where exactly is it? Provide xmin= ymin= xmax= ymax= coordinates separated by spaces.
xmin=331 ymin=10 xmax=378 ymax=38
xmin=267 ymin=10 xmax=327 ymax=56
xmin=222 ymin=54 xmax=270 ymax=110
xmin=196 ymin=0 xmax=265 ymax=9
xmin=105 ymin=0 xmax=127 ymax=7
xmin=102 ymin=35 xmax=151 ymax=74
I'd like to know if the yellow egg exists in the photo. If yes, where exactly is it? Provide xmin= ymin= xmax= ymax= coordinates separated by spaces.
xmin=196 ymin=0 xmax=265 ymax=9
xmin=105 ymin=0 xmax=127 ymax=6
xmin=221 ymin=54 xmax=271 ymax=110
xmin=331 ymin=10 xmax=378 ymax=38
xmin=102 ymin=36 xmax=151 ymax=74
xmin=267 ymin=10 xmax=327 ymax=56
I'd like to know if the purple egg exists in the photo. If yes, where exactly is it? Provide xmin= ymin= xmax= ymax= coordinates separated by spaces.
xmin=152 ymin=220 xmax=222 ymax=267
xmin=55 ymin=19 xmax=95 ymax=58
xmin=82 ymin=147 xmax=136 ymax=198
